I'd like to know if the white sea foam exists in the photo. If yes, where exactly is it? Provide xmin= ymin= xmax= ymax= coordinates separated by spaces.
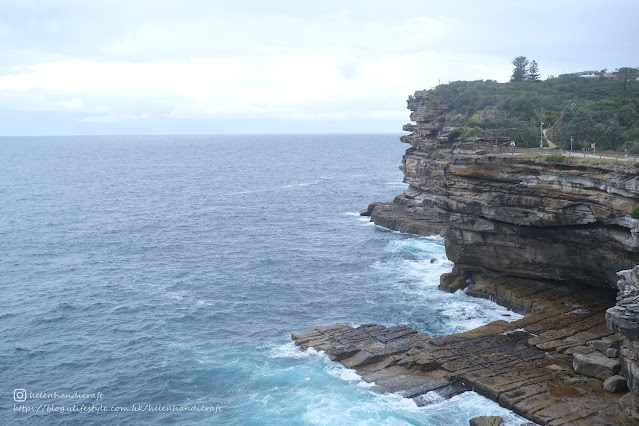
xmin=324 ymin=363 xmax=366 ymax=383
xmin=265 ymin=236 xmax=525 ymax=424
xmin=440 ymin=392 xmax=533 ymax=425
xmin=371 ymin=235 xmax=523 ymax=335
xmin=385 ymin=238 xmax=444 ymax=255
xmin=413 ymin=389 xmax=446 ymax=406
xmin=166 ymin=292 xmax=185 ymax=301
xmin=344 ymin=210 xmax=376 ymax=226
xmin=282 ymin=180 xmax=322 ymax=189
xmin=268 ymin=341 xmax=321 ymax=359
xmin=300 ymin=388 xmax=421 ymax=426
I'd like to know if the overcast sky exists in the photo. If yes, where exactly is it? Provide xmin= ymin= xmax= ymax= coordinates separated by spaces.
xmin=0 ymin=0 xmax=637 ymax=136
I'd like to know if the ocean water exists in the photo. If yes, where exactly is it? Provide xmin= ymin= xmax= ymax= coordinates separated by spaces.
xmin=0 ymin=134 xmax=527 ymax=425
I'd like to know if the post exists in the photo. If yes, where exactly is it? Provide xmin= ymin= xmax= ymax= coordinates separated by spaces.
xmin=570 ymin=136 xmax=573 ymax=152
xmin=540 ymin=122 xmax=544 ymax=148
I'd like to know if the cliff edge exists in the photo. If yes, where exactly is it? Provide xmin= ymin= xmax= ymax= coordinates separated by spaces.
xmin=354 ymin=90 xmax=639 ymax=422
xmin=366 ymin=90 xmax=639 ymax=291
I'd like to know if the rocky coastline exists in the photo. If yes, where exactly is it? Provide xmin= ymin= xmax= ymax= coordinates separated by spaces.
xmin=293 ymin=91 xmax=639 ymax=424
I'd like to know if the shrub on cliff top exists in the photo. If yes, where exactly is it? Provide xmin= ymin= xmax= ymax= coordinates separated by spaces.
xmin=634 ymin=162 xmax=639 ymax=168
xmin=427 ymin=74 xmax=639 ymax=151
xmin=545 ymin=154 xmax=567 ymax=163
xmin=632 ymin=206 xmax=639 ymax=219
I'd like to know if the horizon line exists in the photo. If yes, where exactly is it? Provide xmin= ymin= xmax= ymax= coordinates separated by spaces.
xmin=0 ymin=131 xmax=409 ymax=138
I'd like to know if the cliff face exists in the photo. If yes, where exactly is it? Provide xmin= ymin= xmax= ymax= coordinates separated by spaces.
xmin=607 ymin=266 xmax=639 ymax=408
xmin=293 ymin=91 xmax=639 ymax=424
xmin=374 ymin=90 xmax=639 ymax=290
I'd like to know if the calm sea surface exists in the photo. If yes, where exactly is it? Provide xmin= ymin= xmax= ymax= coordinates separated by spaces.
xmin=0 ymin=134 xmax=527 ymax=425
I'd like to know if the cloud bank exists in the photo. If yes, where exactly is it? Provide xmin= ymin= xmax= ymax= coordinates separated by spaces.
xmin=0 ymin=0 xmax=636 ymax=135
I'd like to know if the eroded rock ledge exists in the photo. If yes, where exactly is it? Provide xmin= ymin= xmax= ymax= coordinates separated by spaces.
xmin=292 ymin=279 xmax=638 ymax=425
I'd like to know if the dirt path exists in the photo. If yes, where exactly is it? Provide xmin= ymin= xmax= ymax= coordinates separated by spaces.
xmin=543 ymin=129 xmax=557 ymax=148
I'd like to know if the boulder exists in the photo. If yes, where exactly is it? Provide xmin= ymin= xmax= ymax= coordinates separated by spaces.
xmin=603 ymin=375 xmax=628 ymax=393
xmin=588 ymin=336 xmax=622 ymax=354
xmin=469 ymin=416 xmax=504 ymax=426
xmin=439 ymin=270 xmax=471 ymax=292
xmin=606 ymin=348 xmax=620 ymax=358
xmin=573 ymin=352 xmax=621 ymax=380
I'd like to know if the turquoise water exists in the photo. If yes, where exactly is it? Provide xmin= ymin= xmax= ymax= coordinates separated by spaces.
xmin=0 ymin=134 xmax=527 ymax=425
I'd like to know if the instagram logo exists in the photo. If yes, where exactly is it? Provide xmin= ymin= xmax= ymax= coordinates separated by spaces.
xmin=13 ymin=389 xmax=27 ymax=402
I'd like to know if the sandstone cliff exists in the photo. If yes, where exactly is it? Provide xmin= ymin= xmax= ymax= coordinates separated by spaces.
xmin=292 ymin=91 xmax=639 ymax=423
xmin=368 ymin=90 xmax=639 ymax=290
xmin=358 ymin=90 xmax=639 ymax=420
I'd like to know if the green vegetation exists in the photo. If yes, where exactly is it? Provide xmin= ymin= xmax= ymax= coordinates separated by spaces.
xmin=427 ymin=145 xmax=440 ymax=154
xmin=510 ymin=56 xmax=541 ymax=82
xmin=476 ymin=150 xmax=487 ymax=155
xmin=617 ymin=67 xmax=639 ymax=104
xmin=631 ymin=206 xmax=639 ymax=219
xmin=510 ymin=56 xmax=530 ymax=82
xmin=528 ymin=60 xmax=541 ymax=82
xmin=545 ymin=154 xmax=567 ymax=163
xmin=447 ymin=128 xmax=464 ymax=141
xmin=427 ymin=65 xmax=639 ymax=150
xmin=634 ymin=162 xmax=639 ymax=168
xmin=575 ymin=157 xmax=624 ymax=165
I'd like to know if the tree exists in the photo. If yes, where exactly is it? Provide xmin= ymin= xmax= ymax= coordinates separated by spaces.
xmin=510 ymin=56 xmax=529 ymax=82
xmin=528 ymin=60 xmax=540 ymax=82
xmin=616 ymin=67 xmax=639 ymax=104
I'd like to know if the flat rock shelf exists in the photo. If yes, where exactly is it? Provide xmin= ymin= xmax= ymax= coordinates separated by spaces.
xmin=292 ymin=280 xmax=637 ymax=425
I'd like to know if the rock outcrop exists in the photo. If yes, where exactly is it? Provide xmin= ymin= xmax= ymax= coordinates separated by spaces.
xmin=469 ymin=416 xmax=504 ymax=426
xmin=292 ymin=279 xmax=633 ymax=425
xmin=337 ymin=90 xmax=639 ymax=423
xmin=607 ymin=266 xmax=639 ymax=417
xmin=365 ymin=90 xmax=639 ymax=289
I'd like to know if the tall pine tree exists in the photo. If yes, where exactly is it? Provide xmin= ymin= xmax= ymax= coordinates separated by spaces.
xmin=616 ymin=67 xmax=639 ymax=104
xmin=510 ymin=56 xmax=529 ymax=82
xmin=528 ymin=60 xmax=540 ymax=81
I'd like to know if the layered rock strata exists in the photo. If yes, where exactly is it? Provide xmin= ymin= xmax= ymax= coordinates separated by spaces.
xmin=328 ymin=90 xmax=639 ymax=422
xmin=365 ymin=91 xmax=639 ymax=289
xmin=293 ymin=279 xmax=634 ymax=424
